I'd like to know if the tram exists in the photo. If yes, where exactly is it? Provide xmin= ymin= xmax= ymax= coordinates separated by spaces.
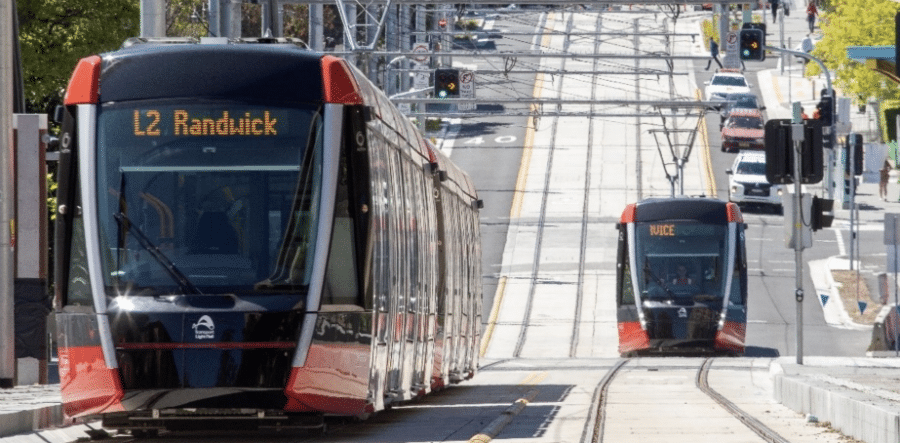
xmin=615 ymin=198 xmax=747 ymax=356
xmin=53 ymin=37 xmax=482 ymax=433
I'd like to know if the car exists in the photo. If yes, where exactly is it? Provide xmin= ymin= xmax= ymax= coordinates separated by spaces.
xmin=704 ymin=71 xmax=752 ymax=102
xmin=718 ymin=93 xmax=765 ymax=127
xmin=721 ymin=108 xmax=765 ymax=152
xmin=726 ymin=151 xmax=784 ymax=213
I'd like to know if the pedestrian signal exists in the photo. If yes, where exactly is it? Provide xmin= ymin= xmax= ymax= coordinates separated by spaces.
xmin=739 ymin=29 xmax=765 ymax=61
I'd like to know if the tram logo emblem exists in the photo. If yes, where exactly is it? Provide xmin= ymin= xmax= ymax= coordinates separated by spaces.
xmin=192 ymin=315 xmax=215 ymax=340
xmin=677 ymin=307 xmax=688 ymax=318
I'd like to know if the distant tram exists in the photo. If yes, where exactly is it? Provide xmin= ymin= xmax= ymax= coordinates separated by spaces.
xmin=53 ymin=38 xmax=482 ymax=435
xmin=615 ymin=198 xmax=747 ymax=356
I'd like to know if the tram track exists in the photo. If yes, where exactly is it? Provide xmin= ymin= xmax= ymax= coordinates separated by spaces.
xmin=696 ymin=358 xmax=791 ymax=443
xmin=569 ymin=11 xmax=603 ymax=359
xmin=584 ymin=358 xmax=791 ymax=443
xmin=512 ymin=11 xmax=574 ymax=358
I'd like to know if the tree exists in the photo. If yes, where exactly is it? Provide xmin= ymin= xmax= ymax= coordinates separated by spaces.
xmin=808 ymin=0 xmax=900 ymax=106
xmin=17 ymin=0 xmax=140 ymax=114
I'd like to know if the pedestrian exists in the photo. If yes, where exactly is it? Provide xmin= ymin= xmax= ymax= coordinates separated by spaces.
xmin=881 ymin=160 xmax=892 ymax=201
xmin=806 ymin=1 xmax=818 ymax=34
xmin=706 ymin=37 xmax=722 ymax=70
xmin=771 ymin=0 xmax=779 ymax=23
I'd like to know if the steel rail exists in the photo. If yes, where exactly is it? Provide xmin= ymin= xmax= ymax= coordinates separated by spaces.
xmin=512 ymin=11 xmax=575 ymax=359
xmin=582 ymin=359 xmax=629 ymax=443
xmin=696 ymin=359 xmax=792 ymax=443
xmin=570 ymin=10 xmax=603 ymax=359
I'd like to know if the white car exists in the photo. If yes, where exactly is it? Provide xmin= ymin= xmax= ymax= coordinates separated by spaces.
xmin=704 ymin=72 xmax=752 ymax=102
xmin=726 ymin=151 xmax=784 ymax=213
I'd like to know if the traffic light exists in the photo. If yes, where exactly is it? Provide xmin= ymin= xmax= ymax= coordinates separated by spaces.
xmin=765 ymin=119 xmax=791 ymax=184
xmin=817 ymin=95 xmax=833 ymax=126
xmin=434 ymin=68 xmax=460 ymax=99
xmin=801 ymin=119 xmax=824 ymax=184
xmin=844 ymin=133 xmax=863 ymax=176
xmin=811 ymin=196 xmax=834 ymax=231
xmin=764 ymin=119 xmax=823 ymax=184
xmin=739 ymin=29 xmax=765 ymax=61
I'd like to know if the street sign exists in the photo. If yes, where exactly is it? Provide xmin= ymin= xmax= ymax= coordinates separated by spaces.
xmin=884 ymin=214 xmax=900 ymax=245
xmin=412 ymin=62 xmax=429 ymax=89
xmin=723 ymin=32 xmax=741 ymax=69
xmin=458 ymin=70 xmax=475 ymax=111
xmin=412 ymin=43 xmax=429 ymax=63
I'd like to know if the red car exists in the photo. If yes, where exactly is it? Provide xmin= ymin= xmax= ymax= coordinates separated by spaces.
xmin=721 ymin=108 xmax=765 ymax=152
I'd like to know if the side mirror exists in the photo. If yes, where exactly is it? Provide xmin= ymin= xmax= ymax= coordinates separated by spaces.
xmin=725 ymin=169 xmax=733 ymax=175
xmin=53 ymin=105 xmax=65 ymax=124
xmin=759 ymin=106 xmax=766 ymax=111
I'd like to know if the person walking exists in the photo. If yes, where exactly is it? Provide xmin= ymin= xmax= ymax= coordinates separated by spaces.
xmin=806 ymin=1 xmax=818 ymax=34
xmin=771 ymin=0 xmax=779 ymax=23
xmin=706 ymin=37 xmax=722 ymax=70
xmin=881 ymin=160 xmax=892 ymax=201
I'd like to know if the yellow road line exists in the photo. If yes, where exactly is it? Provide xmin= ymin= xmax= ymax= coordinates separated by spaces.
xmin=696 ymin=88 xmax=718 ymax=198
xmin=480 ymin=13 xmax=556 ymax=358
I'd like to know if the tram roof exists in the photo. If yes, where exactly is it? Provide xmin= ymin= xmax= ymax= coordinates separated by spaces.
xmin=628 ymin=197 xmax=736 ymax=224
xmin=97 ymin=42 xmax=326 ymax=105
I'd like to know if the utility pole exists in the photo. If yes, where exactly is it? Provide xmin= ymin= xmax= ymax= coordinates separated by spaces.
xmin=0 ymin=0 xmax=15 ymax=387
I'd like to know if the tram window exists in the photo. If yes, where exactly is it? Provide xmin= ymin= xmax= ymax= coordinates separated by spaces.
xmin=322 ymin=146 xmax=361 ymax=307
xmin=66 ymin=218 xmax=94 ymax=306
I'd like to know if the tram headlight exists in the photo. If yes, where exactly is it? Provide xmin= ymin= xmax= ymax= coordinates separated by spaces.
xmin=718 ymin=312 xmax=726 ymax=330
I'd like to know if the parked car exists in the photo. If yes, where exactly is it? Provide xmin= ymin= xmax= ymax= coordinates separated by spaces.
xmin=719 ymin=93 xmax=765 ymax=128
xmin=721 ymin=108 xmax=765 ymax=152
xmin=704 ymin=71 xmax=752 ymax=102
xmin=726 ymin=151 xmax=784 ymax=213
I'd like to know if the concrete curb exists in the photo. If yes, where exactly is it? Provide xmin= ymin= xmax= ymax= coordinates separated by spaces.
xmin=774 ymin=374 xmax=900 ymax=443
xmin=0 ymin=404 xmax=63 ymax=438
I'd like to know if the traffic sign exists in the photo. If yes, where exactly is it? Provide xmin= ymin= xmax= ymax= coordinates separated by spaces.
xmin=458 ymin=70 xmax=475 ymax=111
xmin=412 ymin=44 xmax=429 ymax=63
xmin=439 ymin=18 xmax=447 ymax=28
xmin=413 ymin=62 xmax=429 ymax=89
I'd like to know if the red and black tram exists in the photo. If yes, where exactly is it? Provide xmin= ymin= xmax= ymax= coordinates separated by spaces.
xmin=615 ymin=198 xmax=747 ymax=356
xmin=53 ymin=38 xmax=482 ymax=434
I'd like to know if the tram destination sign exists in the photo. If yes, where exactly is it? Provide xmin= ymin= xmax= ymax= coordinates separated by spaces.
xmin=132 ymin=109 xmax=282 ymax=137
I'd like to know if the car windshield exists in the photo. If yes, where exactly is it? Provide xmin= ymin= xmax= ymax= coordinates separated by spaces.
xmin=712 ymin=76 xmax=748 ymax=87
xmin=96 ymin=103 xmax=323 ymax=296
xmin=726 ymin=116 xmax=763 ymax=129
xmin=726 ymin=95 xmax=758 ymax=109
xmin=735 ymin=161 xmax=766 ymax=175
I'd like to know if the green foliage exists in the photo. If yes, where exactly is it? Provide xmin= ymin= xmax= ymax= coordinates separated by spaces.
xmin=455 ymin=19 xmax=479 ymax=31
xmin=17 ymin=0 xmax=140 ymax=114
xmin=879 ymin=99 xmax=900 ymax=142
xmin=702 ymin=19 xmax=717 ymax=49
xmin=808 ymin=0 xmax=900 ymax=107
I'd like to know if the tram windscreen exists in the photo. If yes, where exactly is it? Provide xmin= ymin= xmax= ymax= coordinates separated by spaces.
xmin=96 ymin=104 xmax=323 ymax=295
xmin=633 ymin=222 xmax=730 ymax=303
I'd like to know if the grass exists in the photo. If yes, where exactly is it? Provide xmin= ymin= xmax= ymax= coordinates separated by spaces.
xmin=831 ymin=270 xmax=882 ymax=324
